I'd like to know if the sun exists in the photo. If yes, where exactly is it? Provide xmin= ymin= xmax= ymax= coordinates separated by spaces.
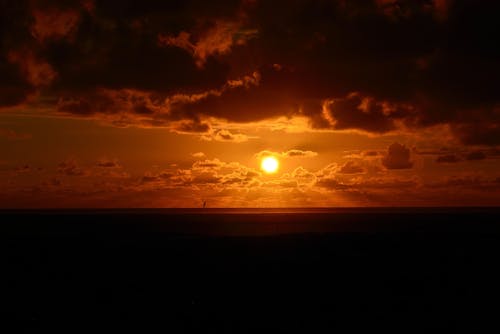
xmin=261 ymin=156 xmax=279 ymax=174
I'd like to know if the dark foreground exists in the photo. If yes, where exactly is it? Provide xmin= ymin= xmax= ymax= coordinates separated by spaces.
xmin=2 ymin=208 xmax=500 ymax=332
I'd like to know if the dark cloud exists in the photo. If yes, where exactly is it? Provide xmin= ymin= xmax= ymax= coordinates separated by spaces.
xmin=31 ymin=6 xmax=81 ymax=43
xmin=317 ymin=93 xmax=411 ymax=133
xmin=338 ymin=161 xmax=365 ymax=174
xmin=158 ymin=19 xmax=257 ymax=68
xmin=193 ymin=159 xmax=224 ymax=169
xmin=190 ymin=174 xmax=223 ymax=185
xmin=375 ymin=0 xmax=453 ymax=21
xmin=141 ymin=158 xmax=263 ymax=189
xmin=167 ymin=67 xmax=297 ymax=124
xmin=57 ymin=159 xmax=88 ymax=176
xmin=382 ymin=142 xmax=413 ymax=169
xmin=8 ymin=49 xmax=57 ymax=87
xmin=174 ymin=120 xmax=211 ymax=134
xmin=291 ymin=167 xmax=316 ymax=186
xmin=140 ymin=170 xmax=178 ymax=184
xmin=465 ymin=151 xmax=486 ymax=161
xmin=0 ymin=0 xmax=499 ymax=145
xmin=282 ymin=150 xmax=318 ymax=158
xmin=14 ymin=165 xmax=32 ymax=173
xmin=427 ymin=175 xmax=500 ymax=191
xmin=416 ymin=147 xmax=488 ymax=162
xmin=358 ymin=177 xmax=419 ymax=190
xmin=0 ymin=51 xmax=37 ymax=108
xmin=96 ymin=159 xmax=120 ymax=168
xmin=452 ymin=123 xmax=500 ymax=146
xmin=363 ymin=151 xmax=380 ymax=157
xmin=209 ymin=129 xmax=250 ymax=142
xmin=436 ymin=154 xmax=460 ymax=163
xmin=255 ymin=149 xmax=317 ymax=160
xmin=315 ymin=178 xmax=350 ymax=191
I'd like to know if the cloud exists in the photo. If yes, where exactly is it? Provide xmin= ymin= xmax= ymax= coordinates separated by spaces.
xmin=191 ymin=152 xmax=206 ymax=158
xmin=315 ymin=177 xmax=350 ymax=191
xmin=140 ymin=168 xmax=188 ymax=185
xmin=376 ymin=0 xmax=453 ymax=21
xmin=96 ymin=159 xmax=120 ymax=168
xmin=141 ymin=174 xmax=159 ymax=183
xmin=193 ymin=159 xmax=224 ymax=169
xmin=416 ymin=148 xmax=489 ymax=162
xmin=173 ymin=120 xmax=212 ymax=134
xmin=190 ymin=173 xmax=223 ymax=185
xmin=14 ymin=165 xmax=32 ymax=173
xmin=427 ymin=174 xmax=500 ymax=190
xmin=436 ymin=154 xmax=460 ymax=163
xmin=291 ymin=167 xmax=317 ymax=186
xmin=382 ymin=142 xmax=413 ymax=169
xmin=465 ymin=151 xmax=486 ymax=161
xmin=314 ymin=93 xmax=413 ymax=134
xmin=338 ymin=161 xmax=365 ymax=174
xmin=31 ymin=7 xmax=81 ymax=43
xmin=3 ymin=151 xmax=499 ymax=207
xmin=452 ymin=124 xmax=500 ymax=146
xmin=7 ymin=49 xmax=57 ymax=87
xmin=140 ymin=158 xmax=261 ymax=190
xmin=363 ymin=151 xmax=380 ymax=157
xmin=343 ymin=150 xmax=382 ymax=160
xmin=0 ymin=0 xmax=499 ymax=145
xmin=57 ymin=159 xmax=88 ymax=176
xmin=282 ymin=150 xmax=318 ymax=158
xmin=158 ymin=20 xmax=257 ymax=68
xmin=354 ymin=177 xmax=420 ymax=190
xmin=54 ymin=71 xmax=262 ymax=130
xmin=203 ymin=129 xmax=251 ymax=143
xmin=433 ymin=0 xmax=453 ymax=20
xmin=255 ymin=149 xmax=318 ymax=160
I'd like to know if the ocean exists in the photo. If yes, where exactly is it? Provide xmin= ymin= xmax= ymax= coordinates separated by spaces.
xmin=2 ymin=208 xmax=500 ymax=332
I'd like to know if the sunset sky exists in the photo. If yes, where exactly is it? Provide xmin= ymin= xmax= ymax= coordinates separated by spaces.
xmin=1 ymin=0 xmax=499 ymax=207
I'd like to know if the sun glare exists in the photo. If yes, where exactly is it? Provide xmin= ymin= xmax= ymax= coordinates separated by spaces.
xmin=261 ymin=156 xmax=279 ymax=174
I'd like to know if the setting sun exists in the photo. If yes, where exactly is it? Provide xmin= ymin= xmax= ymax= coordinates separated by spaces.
xmin=261 ymin=156 xmax=279 ymax=174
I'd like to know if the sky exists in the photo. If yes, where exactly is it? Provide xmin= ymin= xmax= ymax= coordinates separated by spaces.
xmin=0 ymin=0 xmax=499 ymax=208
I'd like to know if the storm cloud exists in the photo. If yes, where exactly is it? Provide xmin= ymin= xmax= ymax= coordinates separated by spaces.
xmin=0 ymin=0 xmax=499 ymax=145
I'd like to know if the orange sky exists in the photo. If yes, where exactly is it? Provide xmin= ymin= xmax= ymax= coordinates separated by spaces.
xmin=0 ymin=0 xmax=499 ymax=207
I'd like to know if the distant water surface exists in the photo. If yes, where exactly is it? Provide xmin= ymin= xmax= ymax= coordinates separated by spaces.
xmin=3 ymin=206 xmax=499 ymax=214
xmin=1 ymin=207 xmax=499 ymax=236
